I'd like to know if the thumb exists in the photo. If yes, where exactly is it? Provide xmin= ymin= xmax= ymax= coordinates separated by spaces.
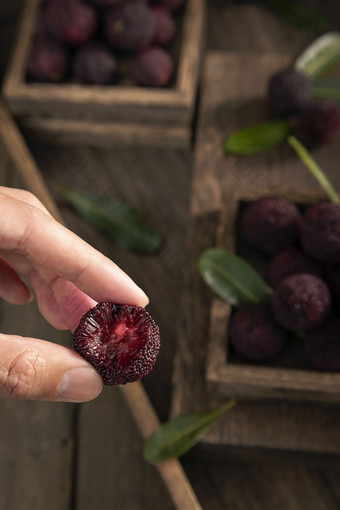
xmin=0 ymin=334 xmax=103 ymax=402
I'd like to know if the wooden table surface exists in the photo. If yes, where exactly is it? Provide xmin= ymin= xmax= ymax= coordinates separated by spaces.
xmin=1 ymin=1 xmax=340 ymax=509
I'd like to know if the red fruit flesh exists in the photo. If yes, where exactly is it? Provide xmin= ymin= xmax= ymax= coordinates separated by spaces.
xmin=73 ymin=303 xmax=160 ymax=385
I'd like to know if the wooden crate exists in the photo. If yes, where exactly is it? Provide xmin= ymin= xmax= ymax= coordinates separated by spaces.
xmin=2 ymin=0 xmax=205 ymax=148
xmin=206 ymin=189 xmax=340 ymax=404
xmin=171 ymin=51 xmax=340 ymax=459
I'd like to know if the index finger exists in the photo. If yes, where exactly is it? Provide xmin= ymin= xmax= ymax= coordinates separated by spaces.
xmin=0 ymin=192 xmax=149 ymax=307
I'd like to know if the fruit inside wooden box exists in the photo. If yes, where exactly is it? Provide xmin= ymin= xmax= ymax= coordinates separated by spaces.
xmin=3 ymin=0 xmax=204 ymax=147
xmin=206 ymin=190 xmax=340 ymax=404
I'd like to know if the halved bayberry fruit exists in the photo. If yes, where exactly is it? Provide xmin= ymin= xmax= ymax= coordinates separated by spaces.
xmin=73 ymin=302 xmax=160 ymax=385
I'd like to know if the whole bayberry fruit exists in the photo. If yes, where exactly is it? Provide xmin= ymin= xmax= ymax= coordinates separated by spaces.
xmin=241 ymin=196 xmax=302 ymax=255
xmin=130 ymin=46 xmax=174 ymax=87
xmin=43 ymin=0 xmax=98 ymax=46
xmin=229 ymin=303 xmax=287 ymax=361
xmin=73 ymin=302 xmax=160 ymax=385
xmin=267 ymin=68 xmax=312 ymax=117
xmin=272 ymin=273 xmax=331 ymax=332
xmin=105 ymin=0 xmax=156 ymax=53
xmin=294 ymin=99 xmax=340 ymax=149
xmin=300 ymin=202 xmax=340 ymax=264
xmin=27 ymin=39 xmax=68 ymax=82
xmin=72 ymin=42 xmax=118 ymax=84
xmin=305 ymin=318 xmax=340 ymax=371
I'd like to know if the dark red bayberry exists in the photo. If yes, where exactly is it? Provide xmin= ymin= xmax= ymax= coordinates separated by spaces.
xmin=43 ymin=0 xmax=98 ymax=46
xmin=305 ymin=318 xmax=340 ymax=371
xmin=272 ymin=273 xmax=331 ymax=332
xmin=300 ymin=202 xmax=340 ymax=264
xmin=241 ymin=196 xmax=302 ymax=255
xmin=105 ymin=0 xmax=156 ymax=53
xmin=294 ymin=99 xmax=340 ymax=149
xmin=267 ymin=68 xmax=312 ymax=117
xmin=27 ymin=39 xmax=68 ymax=82
xmin=229 ymin=303 xmax=287 ymax=361
xmin=89 ymin=0 xmax=124 ymax=7
xmin=131 ymin=46 xmax=173 ymax=87
xmin=267 ymin=246 xmax=321 ymax=288
xmin=151 ymin=6 xmax=176 ymax=46
xmin=72 ymin=42 xmax=118 ymax=84
xmin=73 ymin=303 xmax=160 ymax=385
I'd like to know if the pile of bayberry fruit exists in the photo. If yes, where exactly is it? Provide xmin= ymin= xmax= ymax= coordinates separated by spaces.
xmin=27 ymin=0 xmax=186 ymax=87
xmin=229 ymin=195 xmax=340 ymax=372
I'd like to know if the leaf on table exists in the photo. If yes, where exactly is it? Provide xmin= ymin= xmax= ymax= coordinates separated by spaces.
xmin=265 ymin=0 xmax=329 ymax=33
xmin=312 ymin=77 xmax=340 ymax=105
xmin=198 ymin=248 xmax=271 ymax=307
xmin=143 ymin=400 xmax=236 ymax=464
xmin=295 ymin=31 xmax=340 ymax=79
xmin=56 ymin=185 xmax=163 ymax=254
xmin=223 ymin=120 xmax=293 ymax=155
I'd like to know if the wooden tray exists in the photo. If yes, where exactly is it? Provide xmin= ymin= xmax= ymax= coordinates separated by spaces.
xmin=171 ymin=51 xmax=340 ymax=459
xmin=2 ymin=0 xmax=205 ymax=148
xmin=0 ymin=98 xmax=203 ymax=510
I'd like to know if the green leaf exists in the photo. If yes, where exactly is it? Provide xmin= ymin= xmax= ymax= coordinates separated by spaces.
xmin=224 ymin=120 xmax=293 ymax=155
xmin=57 ymin=185 xmax=162 ymax=254
xmin=287 ymin=136 xmax=340 ymax=204
xmin=198 ymin=248 xmax=271 ymax=307
xmin=312 ymin=78 xmax=340 ymax=105
xmin=265 ymin=0 xmax=329 ymax=33
xmin=295 ymin=31 xmax=340 ymax=79
xmin=143 ymin=400 xmax=236 ymax=464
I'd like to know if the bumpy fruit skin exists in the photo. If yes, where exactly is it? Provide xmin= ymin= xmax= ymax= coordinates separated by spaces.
xmin=151 ymin=6 xmax=176 ymax=46
xmin=294 ymin=99 xmax=340 ymax=149
xmin=300 ymin=202 xmax=340 ymax=264
xmin=272 ymin=273 xmax=331 ymax=332
xmin=267 ymin=68 xmax=312 ymax=117
xmin=105 ymin=0 xmax=156 ymax=53
xmin=267 ymin=246 xmax=321 ymax=288
xmin=73 ymin=303 xmax=160 ymax=385
xmin=305 ymin=318 xmax=340 ymax=371
xmin=241 ymin=196 xmax=302 ymax=255
xmin=130 ymin=46 xmax=173 ymax=87
xmin=72 ymin=42 xmax=118 ymax=84
xmin=27 ymin=40 xmax=68 ymax=82
xmin=229 ymin=303 xmax=287 ymax=361
xmin=43 ymin=0 xmax=98 ymax=46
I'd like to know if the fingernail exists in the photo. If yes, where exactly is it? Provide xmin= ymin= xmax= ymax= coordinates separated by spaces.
xmin=59 ymin=367 xmax=103 ymax=402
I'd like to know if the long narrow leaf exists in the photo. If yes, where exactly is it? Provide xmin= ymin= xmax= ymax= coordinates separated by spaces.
xmin=143 ymin=400 xmax=236 ymax=464
xmin=57 ymin=185 xmax=162 ymax=254
xmin=198 ymin=249 xmax=271 ymax=307
xmin=295 ymin=31 xmax=340 ymax=79
xmin=224 ymin=120 xmax=292 ymax=155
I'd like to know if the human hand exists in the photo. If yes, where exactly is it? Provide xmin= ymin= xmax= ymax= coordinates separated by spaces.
xmin=0 ymin=187 xmax=148 ymax=402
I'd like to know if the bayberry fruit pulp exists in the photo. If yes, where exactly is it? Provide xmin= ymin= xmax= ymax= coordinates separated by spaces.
xmin=73 ymin=303 xmax=160 ymax=385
